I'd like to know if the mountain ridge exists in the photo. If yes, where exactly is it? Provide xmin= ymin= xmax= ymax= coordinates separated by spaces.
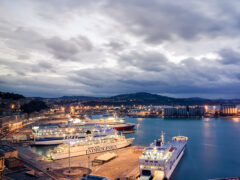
xmin=1 ymin=91 xmax=240 ymax=105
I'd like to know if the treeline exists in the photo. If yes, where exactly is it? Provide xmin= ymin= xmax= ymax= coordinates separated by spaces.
xmin=0 ymin=91 xmax=25 ymax=100
xmin=21 ymin=100 xmax=48 ymax=114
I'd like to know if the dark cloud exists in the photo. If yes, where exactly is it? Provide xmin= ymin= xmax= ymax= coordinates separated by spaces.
xmin=38 ymin=61 xmax=53 ymax=69
xmin=0 ymin=20 xmax=94 ymax=62
xmin=105 ymin=41 xmax=128 ymax=51
xmin=120 ymin=51 xmax=169 ymax=72
xmin=1 ymin=0 xmax=240 ymax=98
xmin=65 ymin=53 xmax=240 ymax=98
xmin=0 ymin=24 xmax=45 ymax=52
xmin=219 ymin=49 xmax=240 ymax=65
xmin=103 ymin=0 xmax=240 ymax=44
xmin=45 ymin=36 xmax=93 ymax=60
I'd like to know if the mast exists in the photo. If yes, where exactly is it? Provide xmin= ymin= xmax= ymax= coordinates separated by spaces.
xmin=161 ymin=131 xmax=165 ymax=146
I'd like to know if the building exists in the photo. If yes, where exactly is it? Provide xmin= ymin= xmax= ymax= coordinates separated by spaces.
xmin=0 ymin=115 xmax=25 ymax=134
xmin=0 ymin=153 xmax=4 ymax=179
xmin=164 ymin=106 xmax=205 ymax=118
xmin=0 ymin=145 xmax=18 ymax=159
xmin=220 ymin=104 xmax=237 ymax=116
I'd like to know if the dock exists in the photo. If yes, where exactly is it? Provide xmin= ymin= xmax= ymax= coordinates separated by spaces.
xmin=14 ymin=145 xmax=144 ymax=180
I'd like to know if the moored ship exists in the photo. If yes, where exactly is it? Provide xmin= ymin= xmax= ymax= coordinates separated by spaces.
xmin=69 ymin=115 xmax=135 ymax=131
xmin=48 ymin=133 xmax=134 ymax=160
xmin=32 ymin=124 xmax=115 ymax=145
xmin=110 ymin=123 xmax=135 ymax=131
xmin=139 ymin=132 xmax=188 ymax=180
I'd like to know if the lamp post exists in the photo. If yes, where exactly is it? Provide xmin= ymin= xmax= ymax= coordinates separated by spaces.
xmin=68 ymin=141 xmax=71 ymax=174
xmin=66 ymin=140 xmax=78 ymax=176
xmin=32 ymin=126 xmax=39 ymax=143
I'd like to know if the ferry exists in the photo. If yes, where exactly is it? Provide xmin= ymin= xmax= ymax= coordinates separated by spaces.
xmin=139 ymin=132 xmax=188 ymax=180
xmin=48 ymin=133 xmax=134 ymax=160
xmin=70 ymin=115 xmax=135 ymax=131
xmin=110 ymin=123 xmax=135 ymax=131
xmin=32 ymin=124 xmax=115 ymax=145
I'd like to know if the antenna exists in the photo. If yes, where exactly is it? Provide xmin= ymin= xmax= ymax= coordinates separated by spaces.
xmin=161 ymin=131 xmax=165 ymax=146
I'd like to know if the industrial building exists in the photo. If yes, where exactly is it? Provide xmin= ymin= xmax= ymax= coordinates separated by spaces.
xmin=164 ymin=106 xmax=205 ymax=118
xmin=220 ymin=104 xmax=238 ymax=116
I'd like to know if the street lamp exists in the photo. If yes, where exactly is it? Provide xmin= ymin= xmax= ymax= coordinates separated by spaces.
xmin=32 ymin=126 xmax=39 ymax=143
xmin=65 ymin=140 xmax=78 ymax=174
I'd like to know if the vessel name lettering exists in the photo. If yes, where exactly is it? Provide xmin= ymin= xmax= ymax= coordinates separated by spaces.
xmin=86 ymin=145 xmax=117 ymax=154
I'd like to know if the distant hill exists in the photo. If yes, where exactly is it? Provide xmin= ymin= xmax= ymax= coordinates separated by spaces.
xmin=2 ymin=91 xmax=240 ymax=105
xmin=82 ymin=92 xmax=240 ymax=106
xmin=60 ymin=96 xmax=98 ymax=100
xmin=0 ymin=91 xmax=25 ymax=100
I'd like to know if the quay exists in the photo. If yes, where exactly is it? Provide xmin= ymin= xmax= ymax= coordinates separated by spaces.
xmin=15 ymin=145 xmax=144 ymax=180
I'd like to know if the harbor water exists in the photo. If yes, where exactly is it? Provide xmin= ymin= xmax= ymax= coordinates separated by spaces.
xmin=31 ymin=116 xmax=240 ymax=180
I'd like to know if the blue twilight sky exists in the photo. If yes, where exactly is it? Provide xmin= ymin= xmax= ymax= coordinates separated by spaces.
xmin=0 ymin=0 xmax=240 ymax=98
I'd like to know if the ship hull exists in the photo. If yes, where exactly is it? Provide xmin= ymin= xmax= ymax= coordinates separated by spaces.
xmin=51 ymin=138 xmax=134 ymax=160
xmin=165 ymin=146 xmax=185 ymax=179
xmin=111 ymin=124 xmax=135 ymax=131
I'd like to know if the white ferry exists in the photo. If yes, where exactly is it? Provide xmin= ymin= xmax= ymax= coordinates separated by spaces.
xmin=48 ymin=133 xmax=134 ymax=160
xmin=139 ymin=132 xmax=188 ymax=180
xmin=32 ymin=124 xmax=115 ymax=145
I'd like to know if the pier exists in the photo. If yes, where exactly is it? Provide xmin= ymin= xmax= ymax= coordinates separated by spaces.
xmin=15 ymin=145 xmax=143 ymax=179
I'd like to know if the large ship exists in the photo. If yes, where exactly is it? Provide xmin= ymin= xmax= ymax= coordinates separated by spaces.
xmin=48 ymin=133 xmax=134 ymax=160
xmin=70 ymin=115 xmax=135 ymax=131
xmin=32 ymin=124 xmax=115 ymax=145
xmin=139 ymin=132 xmax=188 ymax=180
xmin=109 ymin=123 xmax=135 ymax=131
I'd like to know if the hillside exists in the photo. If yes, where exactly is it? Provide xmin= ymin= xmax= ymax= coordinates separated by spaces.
xmin=0 ymin=91 xmax=25 ymax=100
xmin=82 ymin=92 xmax=240 ymax=106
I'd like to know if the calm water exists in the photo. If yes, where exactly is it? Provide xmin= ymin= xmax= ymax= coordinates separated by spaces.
xmin=32 ymin=116 xmax=240 ymax=180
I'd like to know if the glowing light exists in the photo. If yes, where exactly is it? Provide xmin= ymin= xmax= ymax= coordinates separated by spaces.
xmin=232 ymin=118 xmax=239 ymax=123
xmin=11 ymin=104 xmax=15 ymax=109
xmin=204 ymin=105 xmax=208 ymax=111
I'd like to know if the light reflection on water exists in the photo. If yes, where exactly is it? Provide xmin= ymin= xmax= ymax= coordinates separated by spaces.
xmin=31 ymin=116 xmax=240 ymax=180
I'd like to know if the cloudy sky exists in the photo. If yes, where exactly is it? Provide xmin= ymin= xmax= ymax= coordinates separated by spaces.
xmin=0 ymin=0 xmax=240 ymax=98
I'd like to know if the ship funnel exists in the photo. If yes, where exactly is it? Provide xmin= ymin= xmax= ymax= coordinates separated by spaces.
xmin=156 ymin=132 xmax=165 ymax=147
xmin=156 ymin=139 xmax=162 ymax=146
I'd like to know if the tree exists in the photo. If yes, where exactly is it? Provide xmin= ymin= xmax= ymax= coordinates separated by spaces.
xmin=21 ymin=100 xmax=48 ymax=114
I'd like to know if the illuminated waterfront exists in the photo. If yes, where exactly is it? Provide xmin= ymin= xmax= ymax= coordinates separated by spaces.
xmin=32 ymin=116 xmax=240 ymax=180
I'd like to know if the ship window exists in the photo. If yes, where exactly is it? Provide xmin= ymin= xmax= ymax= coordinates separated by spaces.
xmin=142 ymin=170 xmax=151 ymax=176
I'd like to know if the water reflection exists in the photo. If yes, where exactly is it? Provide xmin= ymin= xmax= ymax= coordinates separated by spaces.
xmin=231 ymin=117 xmax=239 ymax=123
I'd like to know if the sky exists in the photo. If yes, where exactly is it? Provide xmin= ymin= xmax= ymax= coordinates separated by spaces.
xmin=0 ymin=0 xmax=240 ymax=98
